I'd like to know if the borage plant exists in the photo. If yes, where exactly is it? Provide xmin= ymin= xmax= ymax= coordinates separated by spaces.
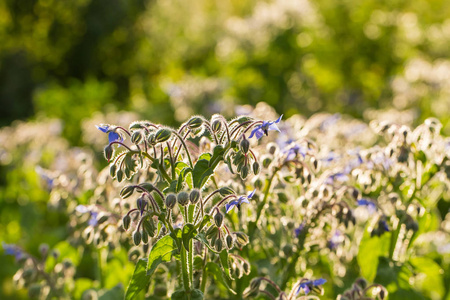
xmin=98 ymin=114 xmax=280 ymax=299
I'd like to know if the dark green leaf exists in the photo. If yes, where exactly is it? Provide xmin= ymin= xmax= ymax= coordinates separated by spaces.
xmin=219 ymin=250 xmax=233 ymax=280
xmin=205 ymin=262 xmax=236 ymax=294
xmin=146 ymin=235 xmax=176 ymax=276
xmin=125 ymin=259 xmax=149 ymax=300
xmin=182 ymin=223 xmax=197 ymax=251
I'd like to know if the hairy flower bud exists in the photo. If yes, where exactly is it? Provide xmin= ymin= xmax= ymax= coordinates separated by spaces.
xmin=141 ymin=229 xmax=149 ymax=244
xmin=116 ymin=169 xmax=124 ymax=182
xmin=143 ymin=218 xmax=156 ymax=237
xmin=215 ymin=238 xmax=223 ymax=252
xmin=133 ymin=230 xmax=142 ymax=246
xmin=219 ymin=186 xmax=235 ymax=196
xmin=147 ymin=133 xmax=156 ymax=145
xmin=165 ymin=193 xmax=177 ymax=209
xmin=177 ymin=191 xmax=189 ymax=206
xmin=212 ymin=119 xmax=222 ymax=132
xmin=252 ymin=161 xmax=260 ymax=175
xmin=214 ymin=212 xmax=224 ymax=227
xmin=187 ymin=117 xmax=203 ymax=129
xmin=122 ymin=214 xmax=131 ymax=230
xmin=249 ymin=278 xmax=262 ymax=291
xmin=110 ymin=164 xmax=117 ymax=177
xmin=234 ymin=231 xmax=249 ymax=247
xmin=104 ymin=144 xmax=113 ymax=162
xmin=241 ymin=165 xmax=249 ymax=179
xmin=226 ymin=235 xmax=234 ymax=249
xmin=120 ymin=186 xmax=135 ymax=199
xmin=189 ymin=189 xmax=201 ymax=204
xmin=240 ymin=138 xmax=250 ymax=154
xmin=155 ymin=128 xmax=172 ymax=143
xmin=131 ymin=130 xmax=143 ymax=144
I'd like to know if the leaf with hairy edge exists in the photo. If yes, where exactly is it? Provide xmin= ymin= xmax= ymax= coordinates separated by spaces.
xmin=192 ymin=146 xmax=225 ymax=189
xmin=182 ymin=223 xmax=197 ymax=251
xmin=177 ymin=167 xmax=192 ymax=192
xmin=146 ymin=235 xmax=176 ymax=276
xmin=219 ymin=250 xmax=233 ymax=281
xmin=125 ymin=259 xmax=148 ymax=300
xmin=194 ymin=233 xmax=219 ymax=254
xmin=205 ymin=262 xmax=236 ymax=294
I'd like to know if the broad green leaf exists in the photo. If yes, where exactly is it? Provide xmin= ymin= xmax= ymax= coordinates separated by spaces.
xmin=177 ymin=167 xmax=192 ymax=192
xmin=192 ymin=159 xmax=213 ymax=189
xmin=125 ymin=258 xmax=149 ymax=300
xmin=357 ymin=229 xmax=390 ymax=282
xmin=409 ymin=257 xmax=445 ymax=299
xmin=146 ymin=235 xmax=176 ymax=276
xmin=182 ymin=223 xmax=197 ymax=251
xmin=171 ymin=289 xmax=204 ymax=300
xmin=99 ymin=284 xmax=124 ymax=300
xmin=219 ymin=250 xmax=233 ymax=280
xmin=205 ymin=262 xmax=236 ymax=294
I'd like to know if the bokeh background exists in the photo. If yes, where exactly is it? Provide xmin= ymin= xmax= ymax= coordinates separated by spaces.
xmin=1 ymin=0 xmax=449 ymax=298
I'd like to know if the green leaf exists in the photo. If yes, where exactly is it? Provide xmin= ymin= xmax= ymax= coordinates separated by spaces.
xmin=192 ymin=146 xmax=225 ymax=188
xmin=146 ymin=235 xmax=176 ymax=276
xmin=219 ymin=250 xmax=233 ymax=280
xmin=409 ymin=257 xmax=445 ymax=299
xmin=99 ymin=285 xmax=124 ymax=300
xmin=164 ymin=180 xmax=178 ymax=193
xmin=182 ymin=223 xmax=197 ymax=251
xmin=177 ymin=167 xmax=192 ymax=192
xmin=171 ymin=289 xmax=204 ymax=300
xmin=205 ymin=262 xmax=237 ymax=294
xmin=194 ymin=233 xmax=219 ymax=254
xmin=357 ymin=229 xmax=390 ymax=282
xmin=125 ymin=258 xmax=149 ymax=300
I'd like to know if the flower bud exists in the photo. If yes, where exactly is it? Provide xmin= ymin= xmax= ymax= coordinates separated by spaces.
xmin=215 ymin=238 xmax=223 ymax=252
xmin=226 ymin=235 xmax=234 ymax=249
xmin=165 ymin=193 xmax=177 ymax=209
xmin=122 ymin=214 xmax=131 ymax=230
xmin=136 ymin=197 xmax=147 ymax=214
xmin=139 ymin=182 xmax=155 ymax=192
xmin=187 ymin=117 xmax=203 ymax=129
xmin=110 ymin=164 xmax=117 ymax=177
xmin=252 ymin=161 xmax=260 ymax=175
xmin=104 ymin=144 xmax=113 ymax=162
xmin=131 ymin=130 xmax=143 ymax=144
xmin=214 ymin=212 xmax=224 ymax=227
xmin=141 ymin=229 xmax=149 ymax=244
xmin=262 ymin=156 xmax=272 ymax=168
xmin=212 ymin=119 xmax=222 ymax=132
xmin=242 ymin=261 xmax=250 ymax=275
xmin=240 ymin=165 xmax=249 ymax=179
xmin=240 ymin=138 xmax=250 ymax=154
xmin=116 ymin=169 xmax=124 ymax=182
xmin=234 ymin=231 xmax=249 ymax=247
xmin=147 ymin=133 xmax=157 ymax=145
xmin=219 ymin=187 xmax=235 ymax=196
xmin=177 ymin=191 xmax=189 ymax=206
xmin=189 ymin=189 xmax=201 ymax=204
xmin=143 ymin=218 xmax=156 ymax=237
xmin=28 ymin=283 xmax=42 ymax=299
xmin=120 ymin=186 xmax=135 ymax=199
xmin=155 ymin=128 xmax=172 ymax=143
xmin=133 ymin=230 xmax=142 ymax=246
xmin=206 ymin=226 xmax=218 ymax=239
xmin=249 ymin=278 xmax=262 ymax=291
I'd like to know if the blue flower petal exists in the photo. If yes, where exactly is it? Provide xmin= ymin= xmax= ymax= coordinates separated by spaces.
xmin=268 ymin=123 xmax=281 ymax=132
xmin=247 ymin=189 xmax=256 ymax=199
xmin=96 ymin=124 xmax=109 ymax=133
xmin=313 ymin=278 xmax=327 ymax=286
xmin=76 ymin=205 xmax=89 ymax=213
xmin=108 ymin=131 xmax=122 ymax=143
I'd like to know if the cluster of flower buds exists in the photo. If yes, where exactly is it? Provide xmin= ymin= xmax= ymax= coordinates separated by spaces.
xmin=337 ymin=278 xmax=387 ymax=300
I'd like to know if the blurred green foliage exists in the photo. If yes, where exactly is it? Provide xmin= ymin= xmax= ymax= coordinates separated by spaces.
xmin=1 ymin=0 xmax=449 ymax=141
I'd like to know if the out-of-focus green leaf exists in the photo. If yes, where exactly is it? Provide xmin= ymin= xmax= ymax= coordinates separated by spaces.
xmin=125 ymin=258 xmax=148 ymax=300
xmin=357 ymin=229 xmax=390 ymax=282
xmin=147 ymin=235 xmax=176 ymax=276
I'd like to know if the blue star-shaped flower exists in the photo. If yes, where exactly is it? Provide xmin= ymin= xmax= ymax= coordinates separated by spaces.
xmin=296 ymin=278 xmax=327 ymax=295
xmin=357 ymin=199 xmax=377 ymax=214
xmin=76 ymin=205 xmax=99 ymax=226
xmin=284 ymin=143 xmax=307 ymax=161
xmin=2 ymin=242 xmax=25 ymax=261
xmin=225 ymin=189 xmax=256 ymax=213
xmin=96 ymin=124 xmax=123 ymax=144
xmin=249 ymin=115 xmax=283 ymax=139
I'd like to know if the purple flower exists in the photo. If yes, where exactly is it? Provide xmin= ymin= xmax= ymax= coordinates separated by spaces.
xmin=284 ymin=143 xmax=307 ymax=161
xmin=96 ymin=124 xmax=123 ymax=144
xmin=296 ymin=278 xmax=327 ymax=295
xmin=225 ymin=189 xmax=256 ymax=213
xmin=76 ymin=205 xmax=99 ymax=226
xmin=2 ymin=242 xmax=25 ymax=261
xmin=327 ymin=231 xmax=343 ymax=250
xmin=357 ymin=199 xmax=377 ymax=214
xmin=249 ymin=115 xmax=283 ymax=139
xmin=294 ymin=223 xmax=306 ymax=237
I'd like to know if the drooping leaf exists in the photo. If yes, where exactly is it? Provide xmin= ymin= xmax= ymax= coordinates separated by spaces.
xmin=125 ymin=259 xmax=149 ymax=300
xmin=205 ymin=262 xmax=236 ymax=294
xmin=146 ymin=235 xmax=176 ymax=276
xmin=219 ymin=250 xmax=233 ymax=281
